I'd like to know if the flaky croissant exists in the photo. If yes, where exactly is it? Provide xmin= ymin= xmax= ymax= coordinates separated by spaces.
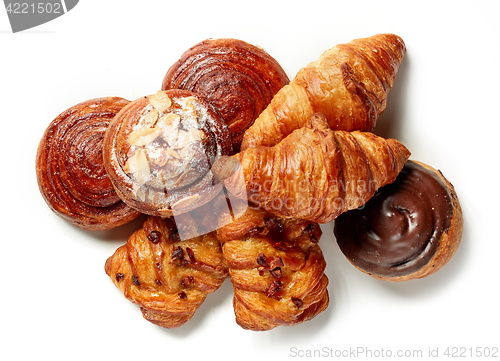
xmin=105 ymin=215 xmax=228 ymax=328
xmin=217 ymin=203 xmax=328 ymax=331
xmin=241 ymin=33 xmax=406 ymax=149
xmin=213 ymin=113 xmax=410 ymax=223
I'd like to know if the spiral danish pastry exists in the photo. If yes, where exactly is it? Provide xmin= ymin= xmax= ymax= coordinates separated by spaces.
xmin=36 ymin=97 xmax=141 ymax=230
xmin=161 ymin=38 xmax=290 ymax=152
xmin=103 ymin=89 xmax=232 ymax=217
xmin=334 ymin=160 xmax=463 ymax=281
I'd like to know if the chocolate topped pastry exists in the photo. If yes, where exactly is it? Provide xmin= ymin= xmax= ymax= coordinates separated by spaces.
xmin=334 ymin=160 xmax=463 ymax=281
xmin=103 ymin=89 xmax=232 ymax=217
xmin=161 ymin=38 xmax=290 ymax=153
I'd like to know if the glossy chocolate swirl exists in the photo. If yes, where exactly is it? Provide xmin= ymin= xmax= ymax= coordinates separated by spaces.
xmin=36 ymin=97 xmax=141 ymax=230
xmin=334 ymin=160 xmax=453 ymax=277
xmin=161 ymin=38 xmax=290 ymax=152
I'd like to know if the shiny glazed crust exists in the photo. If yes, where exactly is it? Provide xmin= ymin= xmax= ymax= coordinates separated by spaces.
xmin=214 ymin=113 xmax=410 ymax=223
xmin=355 ymin=161 xmax=463 ymax=282
xmin=105 ymin=216 xmax=228 ymax=328
xmin=161 ymin=38 xmax=290 ymax=153
xmin=35 ymin=97 xmax=141 ymax=230
xmin=217 ymin=205 xmax=329 ymax=331
xmin=241 ymin=33 xmax=406 ymax=149
xmin=102 ymin=89 xmax=232 ymax=217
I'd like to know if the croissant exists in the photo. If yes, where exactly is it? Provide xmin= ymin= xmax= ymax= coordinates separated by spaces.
xmin=240 ymin=33 xmax=406 ymax=149
xmin=216 ymin=203 xmax=328 ymax=331
xmin=213 ymin=113 xmax=410 ymax=223
xmin=105 ymin=215 xmax=228 ymax=328
xmin=161 ymin=38 xmax=290 ymax=153
xmin=36 ymin=97 xmax=141 ymax=230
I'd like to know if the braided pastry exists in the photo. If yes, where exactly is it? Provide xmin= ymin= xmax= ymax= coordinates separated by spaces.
xmin=241 ymin=33 xmax=406 ymax=149
xmin=214 ymin=113 xmax=410 ymax=224
xmin=36 ymin=97 xmax=141 ymax=230
xmin=161 ymin=38 xmax=290 ymax=152
xmin=105 ymin=215 xmax=228 ymax=328
xmin=217 ymin=204 xmax=329 ymax=331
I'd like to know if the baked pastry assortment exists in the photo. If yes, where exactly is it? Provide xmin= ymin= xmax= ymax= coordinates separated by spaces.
xmin=334 ymin=160 xmax=463 ymax=282
xmin=161 ymin=38 xmax=290 ymax=153
xmin=36 ymin=97 xmax=141 ymax=230
xmin=103 ymin=89 xmax=232 ymax=217
xmin=35 ymin=34 xmax=463 ymax=331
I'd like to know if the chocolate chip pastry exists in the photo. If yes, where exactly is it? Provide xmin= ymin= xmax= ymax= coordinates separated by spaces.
xmin=105 ymin=212 xmax=228 ymax=328
xmin=216 ymin=201 xmax=329 ymax=331
xmin=334 ymin=160 xmax=463 ymax=281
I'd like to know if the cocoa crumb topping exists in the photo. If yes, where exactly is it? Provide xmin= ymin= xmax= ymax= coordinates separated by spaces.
xmin=115 ymin=273 xmax=125 ymax=282
xmin=132 ymin=275 xmax=140 ymax=286
xmin=265 ymin=280 xmax=284 ymax=298
xmin=291 ymin=297 xmax=304 ymax=309
xmin=147 ymin=231 xmax=161 ymax=244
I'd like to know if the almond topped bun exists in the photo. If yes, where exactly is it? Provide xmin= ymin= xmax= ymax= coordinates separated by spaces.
xmin=103 ymin=89 xmax=232 ymax=217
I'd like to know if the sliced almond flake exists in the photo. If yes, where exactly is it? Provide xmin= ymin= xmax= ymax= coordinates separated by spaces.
xmin=134 ymin=149 xmax=151 ymax=185
xmin=136 ymin=186 xmax=147 ymax=202
xmin=130 ymin=128 xmax=162 ymax=147
xmin=189 ymin=128 xmax=205 ymax=141
xmin=166 ymin=147 xmax=181 ymax=159
xmin=172 ymin=130 xmax=191 ymax=150
xmin=149 ymin=91 xmax=172 ymax=112
xmin=157 ymin=113 xmax=181 ymax=128
xmin=129 ymin=126 xmax=158 ymax=145
xmin=144 ymin=109 xmax=159 ymax=126
xmin=171 ymin=194 xmax=202 ymax=211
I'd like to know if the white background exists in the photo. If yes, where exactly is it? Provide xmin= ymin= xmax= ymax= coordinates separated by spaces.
xmin=1 ymin=1 xmax=499 ymax=360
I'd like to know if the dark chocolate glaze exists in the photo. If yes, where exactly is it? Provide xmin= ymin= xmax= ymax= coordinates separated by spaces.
xmin=334 ymin=160 xmax=453 ymax=277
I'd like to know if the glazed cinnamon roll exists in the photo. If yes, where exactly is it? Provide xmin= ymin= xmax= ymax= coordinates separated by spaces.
xmin=36 ymin=97 xmax=141 ymax=231
xmin=161 ymin=38 xmax=290 ymax=152
xmin=103 ymin=89 xmax=232 ymax=217
xmin=334 ymin=160 xmax=463 ymax=281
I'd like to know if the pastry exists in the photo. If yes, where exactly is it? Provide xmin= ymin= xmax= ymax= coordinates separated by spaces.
xmin=102 ymin=89 xmax=233 ymax=217
xmin=213 ymin=113 xmax=410 ymax=223
xmin=240 ymin=33 xmax=406 ymax=149
xmin=217 ymin=203 xmax=328 ymax=331
xmin=334 ymin=160 xmax=463 ymax=281
xmin=105 ymin=215 xmax=228 ymax=328
xmin=35 ymin=97 xmax=141 ymax=231
xmin=161 ymin=38 xmax=290 ymax=153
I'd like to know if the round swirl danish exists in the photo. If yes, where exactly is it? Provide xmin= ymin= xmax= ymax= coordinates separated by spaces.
xmin=161 ymin=38 xmax=290 ymax=152
xmin=334 ymin=160 xmax=463 ymax=282
xmin=103 ymin=89 xmax=232 ymax=217
xmin=36 ymin=97 xmax=141 ymax=230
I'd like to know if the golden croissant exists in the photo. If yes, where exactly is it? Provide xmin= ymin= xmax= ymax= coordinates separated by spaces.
xmin=240 ymin=33 xmax=406 ymax=149
xmin=105 ymin=215 xmax=228 ymax=328
xmin=213 ymin=113 xmax=410 ymax=224
xmin=217 ymin=203 xmax=329 ymax=331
